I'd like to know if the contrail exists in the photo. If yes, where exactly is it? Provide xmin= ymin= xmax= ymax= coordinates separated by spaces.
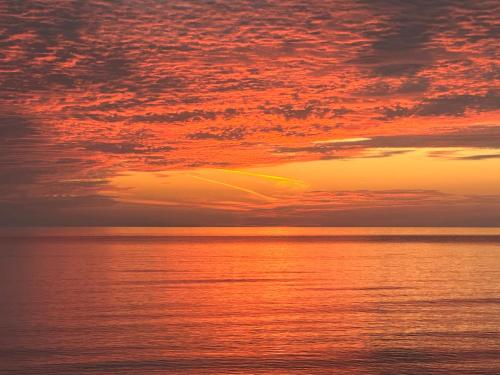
xmin=189 ymin=174 xmax=275 ymax=201
xmin=220 ymin=169 xmax=306 ymax=186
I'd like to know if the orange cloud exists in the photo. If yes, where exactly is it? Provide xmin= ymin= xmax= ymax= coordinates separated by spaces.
xmin=0 ymin=0 xmax=498 ymax=225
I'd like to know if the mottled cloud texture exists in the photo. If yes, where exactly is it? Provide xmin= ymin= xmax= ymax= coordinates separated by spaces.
xmin=0 ymin=0 xmax=499 ymax=225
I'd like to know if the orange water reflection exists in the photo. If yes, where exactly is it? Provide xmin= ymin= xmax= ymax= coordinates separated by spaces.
xmin=1 ymin=231 xmax=500 ymax=374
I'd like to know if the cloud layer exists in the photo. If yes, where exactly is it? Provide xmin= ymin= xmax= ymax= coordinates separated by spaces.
xmin=0 ymin=0 xmax=499 ymax=225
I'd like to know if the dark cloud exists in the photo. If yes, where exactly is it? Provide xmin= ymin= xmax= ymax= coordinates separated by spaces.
xmin=0 ymin=113 xmax=44 ymax=178
xmin=357 ymin=82 xmax=392 ymax=97
xmin=258 ymin=104 xmax=331 ymax=120
xmin=275 ymin=144 xmax=338 ymax=155
xmin=0 ymin=194 xmax=116 ymax=226
xmin=356 ymin=0 xmax=498 ymax=77
xmin=0 ymin=110 xmax=115 ymax=224
xmin=358 ymin=77 xmax=430 ymax=97
xmin=378 ymin=90 xmax=500 ymax=119
xmin=0 ymin=114 xmax=38 ymax=140
xmin=259 ymin=104 xmax=314 ymax=119
xmin=397 ymin=77 xmax=430 ymax=94
xmin=429 ymin=152 xmax=500 ymax=161
xmin=187 ymin=127 xmax=247 ymax=141
xmin=186 ymin=122 xmax=314 ymax=142
xmin=127 ymin=108 xmax=241 ymax=124
xmin=456 ymin=154 xmax=500 ymax=161
xmin=378 ymin=105 xmax=413 ymax=120
xmin=373 ymin=63 xmax=427 ymax=77
xmin=417 ymin=90 xmax=499 ymax=116
xmin=130 ymin=111 xmax=218 ymax=124
xmin=83 ymin=142 xmax=175 ymax=154
xmin=209 ymin=77 xmax=283 ymax=93
xmin=275 ymin=126 xmax=500 ymax=155
xmin=0 ymin=167 xmax=43 ymax=186
xmin=368 ymin=126 xmax=500 ymax=148
xmin=241 ymin=188 xmax=500 ymax=227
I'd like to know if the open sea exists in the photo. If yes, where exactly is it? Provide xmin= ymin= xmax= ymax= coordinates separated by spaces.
xmin=1 ymin=227 xmax=500 ymax=375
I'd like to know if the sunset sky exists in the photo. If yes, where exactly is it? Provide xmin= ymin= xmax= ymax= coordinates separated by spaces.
xmin=1 ymin=0 xmax=499 ymax=226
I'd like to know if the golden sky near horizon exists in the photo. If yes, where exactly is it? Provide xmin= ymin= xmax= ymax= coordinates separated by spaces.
xmin=0 ymin=0 xmax=499 ymax=225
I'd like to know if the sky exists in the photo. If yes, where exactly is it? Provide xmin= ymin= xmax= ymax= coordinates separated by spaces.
xmin=0 ymin=0 xmax=499 ymax=226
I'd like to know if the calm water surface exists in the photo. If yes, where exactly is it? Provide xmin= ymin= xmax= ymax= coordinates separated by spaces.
xmin=1 ymin=227 xmax=500 ymax=374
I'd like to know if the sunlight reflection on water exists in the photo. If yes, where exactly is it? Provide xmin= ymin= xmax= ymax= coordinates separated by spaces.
xmin=1 ymin=228 xmax=500 ymax=374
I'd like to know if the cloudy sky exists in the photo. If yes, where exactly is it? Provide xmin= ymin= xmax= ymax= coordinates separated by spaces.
xmin=1 ymin=0 xmax=499 ymax=226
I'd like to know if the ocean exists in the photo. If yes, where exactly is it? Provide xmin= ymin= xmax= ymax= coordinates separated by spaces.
xmin=1 ymin=227 xmax=500 ymax=374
